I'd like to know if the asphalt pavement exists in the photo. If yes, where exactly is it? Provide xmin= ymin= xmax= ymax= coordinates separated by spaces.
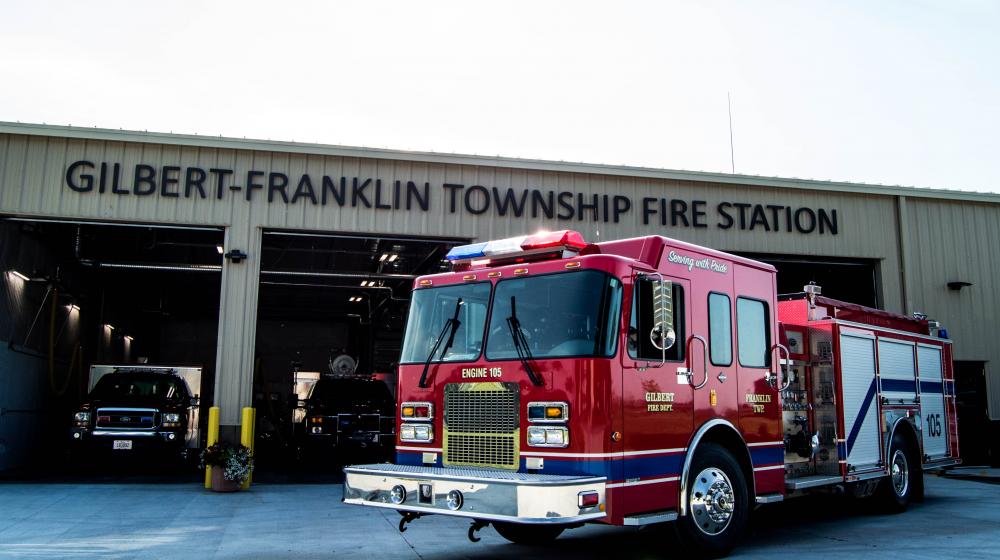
xmin=0 ymin=473 xmax=997 ymax=559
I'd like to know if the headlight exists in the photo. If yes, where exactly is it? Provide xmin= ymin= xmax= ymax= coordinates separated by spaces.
xmin=73 ymin=412 xmax=90 ymax=423
xmin=162 ymin=413 xmax=181 ymax=423
xmin=400 ymin=423 xmax=433 ymax=443
xmin=527 ymin=426 xmax=569 ymax=447
xmin=390 ymin=485 xmax=407 ymax=504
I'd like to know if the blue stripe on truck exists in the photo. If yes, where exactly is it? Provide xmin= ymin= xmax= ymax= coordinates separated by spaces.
xmin=847 ymin=379 xmax=878 ymax=456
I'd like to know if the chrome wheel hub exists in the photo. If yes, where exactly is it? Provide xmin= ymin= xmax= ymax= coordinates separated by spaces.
xmin=891 ymin=449 xmax=909 ymax=497
xmin=690 ymin=467 xmax=735 ymax=535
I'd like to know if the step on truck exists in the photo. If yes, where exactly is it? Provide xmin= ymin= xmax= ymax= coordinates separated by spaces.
xmin=343 ymin=231 xmax=960 ymax=557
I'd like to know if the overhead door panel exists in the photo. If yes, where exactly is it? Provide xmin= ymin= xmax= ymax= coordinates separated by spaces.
xmin=840 ymin=332 xmax=881 ymax=469
xmin=878 ymin=339 xmax=917 ymax=403
xmin=917 ymin=344 xmax=947 ymax=459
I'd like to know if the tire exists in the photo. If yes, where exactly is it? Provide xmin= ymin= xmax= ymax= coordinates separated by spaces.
xmin=493 ymin=522 xmax=565 ymax=545
xmin=674 ymin=443 xmax=749 ymax=558
xmin=876 ymin=432 xmax=918 ymax=512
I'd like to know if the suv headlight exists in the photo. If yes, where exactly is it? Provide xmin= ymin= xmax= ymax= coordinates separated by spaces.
xmin=527 ymin=426 xmax=569 ymax=447
xmin=73 ymin=411 xmax=90 ymax=423
xmin=400 ymin=423 xmax=433 ymax=443
xmin=162 ymin=413 xmax=181 ymax=423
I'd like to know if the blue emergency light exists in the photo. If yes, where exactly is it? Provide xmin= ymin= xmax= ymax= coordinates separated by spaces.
xmin=445 ymin=230 xmax=588 ymax=264
xmin=445 ymin=242 xmax=489 ymax=261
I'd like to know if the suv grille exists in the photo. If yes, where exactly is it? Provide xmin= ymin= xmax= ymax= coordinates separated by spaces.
xmin=96 ymin=408 xmax=157 ymax=429
xmin=444 ymin=382 xmax=519 ymax=470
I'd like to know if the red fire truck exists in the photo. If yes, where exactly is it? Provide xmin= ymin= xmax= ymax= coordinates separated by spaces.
xmin=343 ymin=231 xmax=960 ymax=556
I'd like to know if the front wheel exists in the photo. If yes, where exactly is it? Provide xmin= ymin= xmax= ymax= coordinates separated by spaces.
xmin=493 ymin=522 xmax=565 ymax=545
xmin=674 ymin=443 xmax=749 ymax=558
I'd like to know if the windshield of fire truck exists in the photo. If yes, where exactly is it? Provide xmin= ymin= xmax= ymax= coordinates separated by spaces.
xmin=399 ymin=282 xmax=492 ymax=364
xmin=486 ymin=270 xmax=622 ymax=360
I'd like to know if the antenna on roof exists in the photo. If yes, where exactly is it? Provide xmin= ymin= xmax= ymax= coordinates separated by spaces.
xmin=727 ymin=92 xmax=736 ymax=174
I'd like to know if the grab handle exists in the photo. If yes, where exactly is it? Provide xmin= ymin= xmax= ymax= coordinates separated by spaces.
xmin=767 ymin=343 xmax=792 ymax=391
xmin=677 ymin=335 xmax=709 ymax=390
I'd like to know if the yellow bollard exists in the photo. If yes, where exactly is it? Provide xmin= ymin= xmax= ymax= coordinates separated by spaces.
xmin=204 ymin=406 xmax=220 ymax=489
xmin=240 ymin=407 xmax=256 ymax=489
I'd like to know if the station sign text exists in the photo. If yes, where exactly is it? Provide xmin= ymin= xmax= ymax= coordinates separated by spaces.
xmin=64 ymin=160 xmax=839 ymax=235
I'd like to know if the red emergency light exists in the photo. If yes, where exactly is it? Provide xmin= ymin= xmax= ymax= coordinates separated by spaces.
xmin=520 ymin=230 xmax=587 ymax=252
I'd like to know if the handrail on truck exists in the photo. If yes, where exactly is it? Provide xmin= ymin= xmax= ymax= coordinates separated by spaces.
xmin=767 ymin=343 xmax=792 ymax=391
xmin=679 ymin=335 xmax=709 ymax=390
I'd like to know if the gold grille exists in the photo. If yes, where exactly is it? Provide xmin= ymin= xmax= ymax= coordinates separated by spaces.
xmin=444 ymin=382 xmax=519 ymax=470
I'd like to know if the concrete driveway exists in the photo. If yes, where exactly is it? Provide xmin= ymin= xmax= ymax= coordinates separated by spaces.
xmin=0 ymin=474 xmax=996 ymax=559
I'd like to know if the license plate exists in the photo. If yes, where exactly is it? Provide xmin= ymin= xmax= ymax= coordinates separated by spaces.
xmin=113 ymin=440 xmax=133 ymax=450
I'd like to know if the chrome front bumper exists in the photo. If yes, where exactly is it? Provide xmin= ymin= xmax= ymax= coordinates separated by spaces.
xmin=343 ymin=464 xmax=607 ymax=524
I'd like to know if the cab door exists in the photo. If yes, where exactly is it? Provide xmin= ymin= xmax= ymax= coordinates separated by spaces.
xmin=733 ymin=265 xmax=783 ymax=494
xmin=688 ymin=261 xmax=738 ymax=433
xmin=618 ymin=267 xmax=692 ymax=512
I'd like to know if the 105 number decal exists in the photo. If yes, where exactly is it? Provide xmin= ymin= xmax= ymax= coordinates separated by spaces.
xmin=926 ymin=413 xmax=943 ymax=438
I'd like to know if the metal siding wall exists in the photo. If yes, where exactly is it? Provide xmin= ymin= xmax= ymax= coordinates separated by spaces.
xmin=9 ymin=131 xmax=1000 ymax=419
xmin=1 ymin=134 xmax=898 ymax=258
xmin=905 ymin=198 xmax=1000 ymax=420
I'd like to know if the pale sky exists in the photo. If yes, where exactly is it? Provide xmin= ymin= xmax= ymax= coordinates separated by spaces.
xmin=2 ymin=1 xmax=998 ymax=193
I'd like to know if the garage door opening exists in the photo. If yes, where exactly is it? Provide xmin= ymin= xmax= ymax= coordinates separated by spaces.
xmin=251 ymin=230 xmax=464 ymax=476
xmin=735 ymin=253 xmax=881 ymax=308
xmin=0 ymin=218 xmax=223 ymax=476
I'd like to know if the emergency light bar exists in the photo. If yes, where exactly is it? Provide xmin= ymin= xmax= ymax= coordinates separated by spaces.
xmin=445 ymin=230 xmax=587 ymax=268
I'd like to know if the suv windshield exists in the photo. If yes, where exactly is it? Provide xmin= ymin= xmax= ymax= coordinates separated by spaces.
xmin=308 ymin=379 xmax=392 ymax=411
xmin=91 ymin=374 xmax=188 ymax=401
xmin=486 ymin=270 xmax=622 ymax=360
xmin=399 ymin=282 xmax=491 ymax=364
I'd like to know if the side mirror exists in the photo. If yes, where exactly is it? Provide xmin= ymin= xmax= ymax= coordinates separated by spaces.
xmin=649 ymin=279 xmax=676 ymax=352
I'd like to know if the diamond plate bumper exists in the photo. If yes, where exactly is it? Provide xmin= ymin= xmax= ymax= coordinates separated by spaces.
xmin=343 ymin=463 xmax=607 ymax=523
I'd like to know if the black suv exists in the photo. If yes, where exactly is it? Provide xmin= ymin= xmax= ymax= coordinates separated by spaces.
xmin=302 ymin=377 xmax=394 ymax=463
xmin=71 ymin=370 xmax=197 ymax=460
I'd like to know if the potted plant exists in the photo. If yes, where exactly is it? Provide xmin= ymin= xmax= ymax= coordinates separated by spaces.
xmin=201 ymin=443 xmax=254 ymax=492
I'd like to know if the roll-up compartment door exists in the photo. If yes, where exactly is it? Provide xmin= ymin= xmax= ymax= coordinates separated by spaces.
xmin=917 ymin=344 xmax=947 ymax=459
xmin=878 ymin=338 xmax=917 ymax=403
xmin=840 ymin=332 xmax=881 ymax=469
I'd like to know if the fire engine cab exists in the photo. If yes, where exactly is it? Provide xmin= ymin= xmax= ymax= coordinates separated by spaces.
xmin=343 ymin=231 xmax=960 ymax=556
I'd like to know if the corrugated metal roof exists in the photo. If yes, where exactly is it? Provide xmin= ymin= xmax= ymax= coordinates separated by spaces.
xmin=2 ymin=121 xmax=998 ymax=205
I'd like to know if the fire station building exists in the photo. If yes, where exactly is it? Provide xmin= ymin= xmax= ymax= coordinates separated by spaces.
xmin=0 ymin=121 xmax=997 ymax=472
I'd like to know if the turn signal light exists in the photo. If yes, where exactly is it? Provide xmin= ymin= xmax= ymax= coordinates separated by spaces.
xmin=528 ymin=402 xmax=568 ymax=423
xmin=401 ymin=402 xmax=433 ymax=420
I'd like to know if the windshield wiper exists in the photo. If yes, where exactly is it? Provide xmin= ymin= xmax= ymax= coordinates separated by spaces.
xmin=418 ymin=298 xmax=463 ymax=388
xmin=506 ymin=296 xmax=544 ymax=387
